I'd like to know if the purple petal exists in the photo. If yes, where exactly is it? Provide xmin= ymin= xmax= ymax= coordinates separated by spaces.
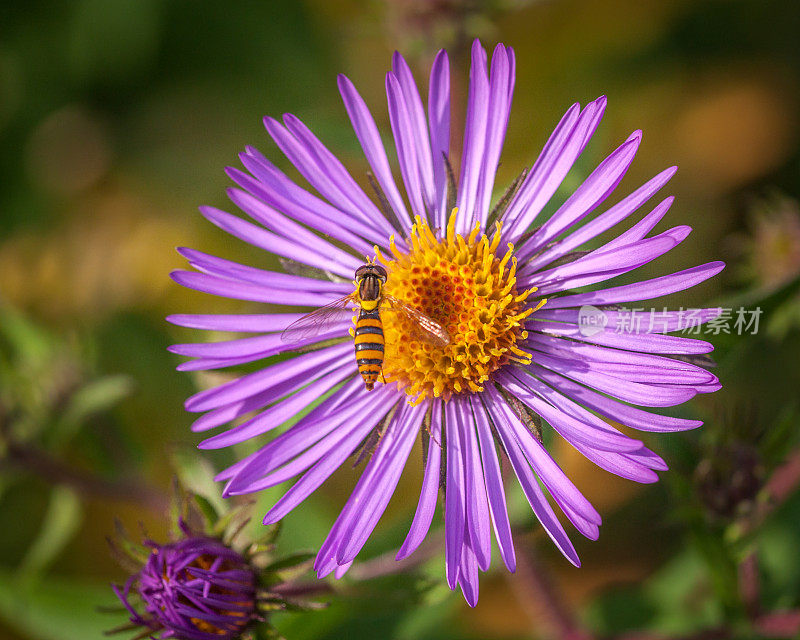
xmin=227 ymin=186 xmax=372 ymax=260
xmin=516 ymin=131 xmax=642 ymax=262
xmin=228 ymin=162 xmax=384 ymax=253
xmin=336 ymin=402 xmax=425 ymax=564
xmin=168 ymin=321 xmax=349 ymax=358
xmin=444 ymin=400 xmax=466 ymax=589
xmin=458 ymin=400 xmax=492 ymax=571
xmin=533 ymin=307 xmax=722 ymax=335
xmin=397 ymin=400 xmax=443 ymax=560
xmin=531 ymin=351 xmax=698 ymax=406
xmin=490 ymin=387 xmax=602 ymax=536
xmin=455 ymin=40 xmax=490 ymax=235
xmin=191 ymin=361 xmax=348 ymax=435
xmin=567 ymin=442 xmax=660 ymax=483
xmin=185 ymin=342 xmax=352 ymax=412
xmin=386 ymin=72 xmax=427 ymax=221
xmin=281 ymin=113 xmax=393 ymax=232
xmin=199 ymin=366 xmax=355 ymax=449
xmin=496 ymin=368 xmax=645 ymax=453
xmin=526 ymin=319 xmax=714 ymax=355
xmin=177 ymin=247 xmax=351 ymax=293
xmin=167 ymin=312 xmax=309 ymax=333
xmin=543 ymin=262 xmax=725 ymax=309
xmin=170 ymin=269 xmax=347 ymax=308
xmin=176 ymin=350 xmax=280 ymax=373
xmin=525 ymin=333 xmax=718 ymax=385
xmin=530 ymin=230 xmax=685 ymax=295
xmin=333 ymin=561 xmax=352 ymax=579
xmin=633 ymin=447 xmax=668 ymax=471
xmin=227 ymin=390 xmax=400 ymax=495
xmin=315 ymin=401 xmax=423 ymax=574
xmin=392 ymin=52 xmax=436 ymax=216
xmin=457 ymin=542 xmax=480 ymax=607
xmin=501 ymin=96 xmax=607 ymax=243
xmin=524 ymin=168 xmax=676 ymax=271
xmin=470 ymin=395 xmax=515 ymax=572
xmin=597 ymin=196 xmax=675 ymax=253
xmin=216 ymin=377 xmax=365 ymax=482
xmin=484 ymin=387 xmax=580 ymax=566
xmin=261 ymin=387 xmax=397 ymax=523
xmin=198 ymin=205 xmax=357 ymax=278
xmin=427 ymin=50 xmax=451 ymax=227
xmin=475 ymin=44 xmax=515 ymax=227
xmin=266 ymin=114 xmax=394 ymax=237
xmin=337 ymin=74 xmax=412 ymax=228
xmin=177 ymin=321 xmax=350 ymax=373
xmin=528 ymin=364 xmax=702 ymax=432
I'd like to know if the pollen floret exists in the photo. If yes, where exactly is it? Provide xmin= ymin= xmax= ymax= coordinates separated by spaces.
xmin=377 ymin=213 xmax=544 ymax=402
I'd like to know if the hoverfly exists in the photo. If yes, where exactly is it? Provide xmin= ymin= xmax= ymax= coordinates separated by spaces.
xmin=281 ymin=262 xmax=450 ymax=391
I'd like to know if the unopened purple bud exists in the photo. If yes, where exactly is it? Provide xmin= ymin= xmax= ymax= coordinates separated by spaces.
xmin=114 ymin=537 xmax=256 ymax=640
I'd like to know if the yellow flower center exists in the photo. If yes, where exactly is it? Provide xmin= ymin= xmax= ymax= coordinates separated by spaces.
xmin=376 ymin=211 xmax=545 ymax=404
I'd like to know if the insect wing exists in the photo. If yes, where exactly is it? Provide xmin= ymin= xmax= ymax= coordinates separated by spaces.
xmin=278 ymin=257 xmax=350 ymax=284
xmin=383 ymin=294 xmax=451 ymax=346
xmin=280 ymin=294 xmax=357 ymax=344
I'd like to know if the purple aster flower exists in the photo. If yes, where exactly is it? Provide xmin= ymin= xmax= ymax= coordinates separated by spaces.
xmin=168 ymin=40 xmax=724 ymax=605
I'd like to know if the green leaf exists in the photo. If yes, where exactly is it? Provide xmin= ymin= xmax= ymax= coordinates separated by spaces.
xmin=251 ymin=622 xmax=285 ymax=640
xmin=262 ymin=552 xmax=316 ymax=574
xmin=0 ymin=305 xmax=55 ymax=366
xmin=0 ymin=569 xmax=119 ymax=640
xmin=584 ymin=547 xmax=725 ymax=636
xmin=581 ymin=586 xmax=656 ymax=635
xmin=0 ymin=473 xmax=19 ymax=504
xmin=47 ymin=375 xmax=134 ymax=448
xmin=760 ymin=403 xmax=800 ymax=467
xmin=713 ymin=271 xmax=800 ymax=319
xmin=259 ymin=522 xmax=283 ymax=547
xmin=17 ymin=486 xmax=83 ymax=579
xmin=643 ymin=547 xmax=726 ymax=633
xmin=170 ymin=448 xmax=226 ymax=515
xmin=192 ymin=494 xmax=220 ymax=531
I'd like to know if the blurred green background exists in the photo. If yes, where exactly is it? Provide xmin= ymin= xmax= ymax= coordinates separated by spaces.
xmin=2 ymin=1 xmax=800 ymax=639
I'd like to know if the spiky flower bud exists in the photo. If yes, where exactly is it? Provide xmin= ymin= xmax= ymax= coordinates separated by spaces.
xmin=108 ymin=485 xmax=326 ymax=640
xmin=114 ymin=533 xmax=256 ymax=640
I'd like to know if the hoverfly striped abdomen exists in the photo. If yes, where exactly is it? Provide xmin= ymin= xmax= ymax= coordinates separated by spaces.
xmin=353 ymin=264 xmax=387 ymax=390
xmin=354 ymin=307 xmax=384 ymax=391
